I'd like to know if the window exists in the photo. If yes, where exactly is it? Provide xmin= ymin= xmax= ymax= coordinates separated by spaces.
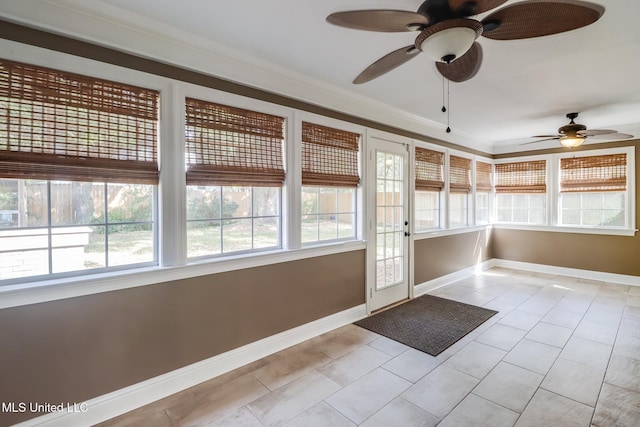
xmin=300 ymin=122 xmax=360 ymax=244
xmin=415 ymin=147 xmax=444 ymax=231
xmin=0 ymin=60 xmax=159 ymax=282
xmin=449 ymin=155 xmax=471 ymax=227
xmin=495 ymin=160 xmax=547 ymax=224
xmin=185 ymin=98 xmax=285 ymax=257
xmin=475 ymin=160 xmax=492 ymax=224
xmin=559 ymin=153 xmax=627 ymax=227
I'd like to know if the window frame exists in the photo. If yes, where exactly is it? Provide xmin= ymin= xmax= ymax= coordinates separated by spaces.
xmin=295 ymin=112 xmax=365 ymax=248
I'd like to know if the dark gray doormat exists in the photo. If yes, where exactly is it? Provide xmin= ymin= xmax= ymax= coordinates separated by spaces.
xmin=354 ymin=295 xmax=498 ymax=356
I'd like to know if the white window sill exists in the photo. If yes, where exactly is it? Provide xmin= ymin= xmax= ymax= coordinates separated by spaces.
xmin=413 ymin=225 xmax=491 ymax=240
xmin=0 ymin=240 xmax=366 ymax=310
xmin=492 ymin=223 xmax=637 ymax=237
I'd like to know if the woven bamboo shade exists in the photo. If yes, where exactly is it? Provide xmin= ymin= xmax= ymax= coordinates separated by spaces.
xmin=301 ymin=122 xmax=360 ymax=187
xmin=0 ymin=59 xmax=159 ymax=184
xmin=449 ymin=155 xmax=471 ymax=193
xmin=495 ymin=160 xmax=546 ymax=193
xmin=415 ymin=147 xmax=444 ymax=191
xmin=560 ymin=153 xmax=627 ymax=193
xmin=476 ymin=161 xmax=493 ymax=192
xmin=185 ymin=98 xmax=285 ymax=186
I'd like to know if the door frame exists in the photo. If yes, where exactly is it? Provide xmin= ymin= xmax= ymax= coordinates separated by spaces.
xmin=365 ymin=130 xmax=414 ymax=314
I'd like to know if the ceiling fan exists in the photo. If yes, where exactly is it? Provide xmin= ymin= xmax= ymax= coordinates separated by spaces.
xmin=528 ymin=112 xmax=633 ymax=148
xmin=326 ymin=0 xmax=605 ymax=84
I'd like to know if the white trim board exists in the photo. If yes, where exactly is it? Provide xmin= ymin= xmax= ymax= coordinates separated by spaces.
xmin=14 ymin=305 xmax=367 ymax=427
xmin=490 ymin=259 xmax=640 ymax=287
xmin=414 ymin=259 xmax=640 ymax=295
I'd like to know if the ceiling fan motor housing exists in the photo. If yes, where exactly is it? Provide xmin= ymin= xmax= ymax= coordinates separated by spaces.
xmin=414 ymin=18 xmax=483 ymax=63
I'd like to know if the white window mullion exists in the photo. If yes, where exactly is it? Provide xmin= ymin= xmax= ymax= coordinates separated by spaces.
xmin=286 ymin=111 xmax=302 ymax=250
xmin=158 ymin=82 xmax=187 ymax=267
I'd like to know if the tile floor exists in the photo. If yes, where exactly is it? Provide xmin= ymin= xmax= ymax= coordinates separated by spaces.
xmin=99 ymin=268 xmax=640 ymax=426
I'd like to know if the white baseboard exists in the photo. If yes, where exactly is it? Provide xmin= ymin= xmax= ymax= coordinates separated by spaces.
xmin=414 ymin=260 xmax=495 ymax=297
xmin=490 ymin=259 xmax=640 ymax=286
xmin=15 ymin=304 xmax=367 ymax=427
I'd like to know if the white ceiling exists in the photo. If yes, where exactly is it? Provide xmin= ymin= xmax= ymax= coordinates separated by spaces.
xmin=2 ymin=0 xmax=640 ymax=154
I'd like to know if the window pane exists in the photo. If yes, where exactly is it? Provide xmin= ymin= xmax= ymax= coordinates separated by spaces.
xmin=0 ymin=179 xmax=20 ymax=228
xmin=187 ymin=220 xmax=221 ymax=258
xmin=107 ymin=223 xmax=154 ymax=266
xmin=301 ymin=214 xmax=319 ymax=243
xmin=318 ymin=188 xmax=337 ymax=214
xmin=51 ymin=226 xmax=96 ymax=273
xmin=254 ymin=217 xmax=279 ymax=249
xmin=560 ymin=192 xmax=625 ymax=227
xmin=222 ymin=218 xmax=252 ymax=253
xmin=302 ymin=188 xmax=319 ymax=215
xmin=253 ymin=187 xmax=279 ymax=216
xmin=107 ymin=184 xmax=153 ymax=223
xmin=415 ymin=190 xmax=439 ymax=231
xmin=319 ymin=214 xmax=338 ymax=240
xmin=224 ymin=187 xmax=250 ymax=218
xmin=337 ymin=213 xmax=355 ymax=239
xmin=187 ymin=186 xmax=222 ymax=220
xmin=0 ymin=229 xmax=50 ymax=280
xmin=84 ymin=225 xmax=106 ymax=269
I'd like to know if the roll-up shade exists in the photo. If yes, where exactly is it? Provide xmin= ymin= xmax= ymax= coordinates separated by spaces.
xmin=301 ymin=122 xmax=360 ymax=187
xmin=476 ymin=161 xmax=492 ymax=192
xmin=560 ymin=153 xmax=627 ymax=193
xmin=185 ymin=98 xmax=285 ymax=186
xmin=0 ymin=59 xmax=159 ymax=184
xmin=495 ymin=160 xmax=547 ymax=193
xmin=415 ymin=147 xmax=444 ymax=191
xmin=450 ymin=155 xmax=472 ymax=193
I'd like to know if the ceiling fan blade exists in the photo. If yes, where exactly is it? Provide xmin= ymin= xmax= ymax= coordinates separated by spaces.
xmin=326 ymin=10 xmax=429 ymax=32
xmin=481 ymin=0 xmax=605 ymax=40
xmin=531 ymin=134 xmax=561 ymax=138
xmin=588 ymin=132 xmax=634 ymax=140
xmin=448 ymin=0 xmax=508 ymax=15
xmin=520 ymin=137 xmax=560 ymax=145
xmin=578 ymin=129 xmax=616 ymax=136
xmin=353 ymin=45 xmax=420 ymax=84
xmin=436 ymin=42 xmax=482 ymax=82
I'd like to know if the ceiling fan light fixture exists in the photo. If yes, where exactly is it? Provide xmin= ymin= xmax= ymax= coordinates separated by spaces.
xmin=559 ymin=135 xmax=586 ymax=148
xmin=415 ymin=19 xmax=483 ymax=63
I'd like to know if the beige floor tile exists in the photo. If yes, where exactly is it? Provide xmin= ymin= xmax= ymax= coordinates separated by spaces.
xmin=592 ymin=383 xmax=640 ymax=427
xmin=435 ymin=331 xmax=479 ymax=361
xmin=402 ymin=364 xmax=479 ymax=418
xmin=438 ymin=393 xmax=519 ymax=427
xmin=541 ymin=358 xmax=605 ymax=406
xmin=515 ymin=389 xmax=593 ymax=427
xmin=627 ymin=295 xmax=640 ymax=307
xmin=472 ymin=362 xmax=543 ymax=412
xmin=497 ymin=310 xmax=542 ymax=331
xmin=359 ymin=397 xmax=440 ymax=427
xmin=525 ymin=321 xmax=573 ymax=348
xmin=206 ymin=407 xmax=264 ymax=427
xmin=314 ymin=325 xmax=379 ymax=359
xmin=516 ymin=298 xmax=556 ymax=317
xmin=573 ymin=318 xmax=619 ymax=345
xmin=368 ymin=335 xmax=410 ymax=356
xmin=482 ymin=300 xmax=518 ymax=319
xmin=96 ymin=409 xmax=173 ymax=427
xmin=252 ymin=347 xmax=332 ymax=391
xmin=166 ymin=374 xmax=269 ymax=426
xmin=444 ymin=341 xmax=506 ymax=379
xmin=474 ymin=323 xmax=527 ymax=351
xmin=318 ymin=344 xmax=391 ymax=386
xmin=542 ymin=307 xmax=583 ymax=329
xmin=554 ymin=294 xmax=593 ymax=314
xmin=325 ymin=368 xmax=411 ymax=424
xmin=247 ymin=370 xmax=340 ymax=427
xmin=605 ymin=354 xmax=640 ymax=393
xmin=282 ymin=402 xmax=355 ymax=427
xmin=503 ymin=339 xmax=560 ymax=375
xmin=382 ymin=347 xmax=442 ymax=383
xmin=559 ymin=336 xmax=612 ymax=370
xmin=613 ymin=332 xmax=640 ymax=360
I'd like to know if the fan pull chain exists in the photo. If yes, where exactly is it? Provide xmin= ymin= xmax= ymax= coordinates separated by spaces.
xmin=446 ymin=78 xmax=451 ymax=133
xmin=441 ymin=74 xmax=447 ymax=113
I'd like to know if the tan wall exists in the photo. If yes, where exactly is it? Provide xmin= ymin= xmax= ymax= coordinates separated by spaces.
xmin=414 ymin=229 xmax=493 ymax=284
xmin=0 ymin=251 xmax=365 ymax=426
xmin=493 ymin=140 xmax=640 ymax=277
